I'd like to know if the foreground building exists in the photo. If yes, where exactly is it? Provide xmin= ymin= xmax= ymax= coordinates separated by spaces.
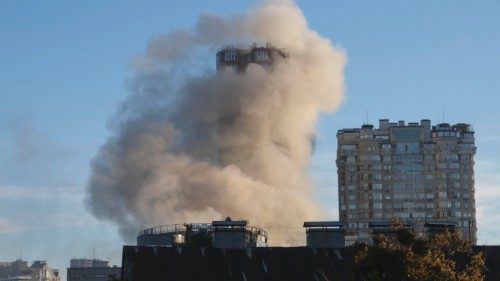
xmin=66 ymin=259 xmax=120 ymax=281
xmin=336 ymin=119 xmax=476 ymax=244
xmin=123 ymin=218 xmax=492 ymax=280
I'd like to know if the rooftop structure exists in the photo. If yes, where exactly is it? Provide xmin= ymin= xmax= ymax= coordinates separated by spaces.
xmin=137 ymin=217 xmax=268 ymax=249
xmin=303 ymin=221 xmax=346 ymax=248
xmin=337 ymin=119 xmax=477 ymax=244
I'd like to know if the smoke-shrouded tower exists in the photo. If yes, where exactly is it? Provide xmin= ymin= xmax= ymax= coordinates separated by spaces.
xmin=211 ymin=43 xmax=289 ymax=165
xmin=216 ymin=43 xmax=288 ymax=72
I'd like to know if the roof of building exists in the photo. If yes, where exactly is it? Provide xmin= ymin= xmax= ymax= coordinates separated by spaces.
xmin=122 ymin=246 xmax=356 ymax=281
xmin=122 ymin=245 xmax=500 ymax=281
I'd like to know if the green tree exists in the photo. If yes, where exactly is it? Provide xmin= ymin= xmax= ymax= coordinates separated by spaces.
xmin=353 ymin=219 xmax=484 ymax=281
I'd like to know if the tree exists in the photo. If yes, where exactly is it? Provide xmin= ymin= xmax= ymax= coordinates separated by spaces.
xmin=353 ymin=219 xmax=484 ymax=281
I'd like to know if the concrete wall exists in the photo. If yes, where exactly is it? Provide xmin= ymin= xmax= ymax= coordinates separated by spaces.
xmin=306 ymin=230 xmax=345 ymax=248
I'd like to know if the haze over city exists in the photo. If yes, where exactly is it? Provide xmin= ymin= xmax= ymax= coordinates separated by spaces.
xmin=1 ymin=1 xmax=500 ymax=280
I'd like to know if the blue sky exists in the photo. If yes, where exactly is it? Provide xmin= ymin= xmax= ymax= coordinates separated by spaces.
xmin=1 ymin=0 xmax=500 ymax=277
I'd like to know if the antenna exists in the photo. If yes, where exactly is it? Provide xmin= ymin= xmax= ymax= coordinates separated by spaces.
xmin=92 ymin=248 xmax=96 ymax=261
xmin=366 ymin=110 xmax=369 ymax=125
xmin=442 ymin=108 xmax=445 ymax=123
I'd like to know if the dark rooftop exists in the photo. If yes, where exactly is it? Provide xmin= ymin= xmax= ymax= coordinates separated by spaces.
xmin=122 ymin=245 xmax=500 ymax=281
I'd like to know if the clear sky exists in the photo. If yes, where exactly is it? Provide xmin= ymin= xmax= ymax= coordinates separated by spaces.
xmin=1 ymin=0 xmax=500 ymax=278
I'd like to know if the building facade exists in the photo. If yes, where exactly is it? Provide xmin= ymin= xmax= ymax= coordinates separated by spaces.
xmin=337 ymin=119 xmax=476 ymax=244
xmin=66 ymin=259 xmax=120 ymax=281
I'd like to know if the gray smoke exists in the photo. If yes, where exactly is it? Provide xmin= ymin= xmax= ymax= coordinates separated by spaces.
xmin=86 ymin=0 xmax=346 ymax=245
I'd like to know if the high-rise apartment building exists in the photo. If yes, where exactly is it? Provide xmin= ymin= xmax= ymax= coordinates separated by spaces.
xmin=336 ymin=119 xmax=476 ymax=244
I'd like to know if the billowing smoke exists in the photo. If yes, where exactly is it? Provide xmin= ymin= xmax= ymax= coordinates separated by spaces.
xmin=86 ymin=0 xmax=346 ymax=245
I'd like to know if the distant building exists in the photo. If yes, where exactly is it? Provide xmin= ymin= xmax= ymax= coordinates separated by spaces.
xmin=0 ymin=260 xmax=60 ymax=281
xmin=216 ymin=43 xmax=288 ymax=72
xmin=29 ymin=261 xmax=59 ymax=281
xmin=0 ymin=260 xmax=28 ymax=279
xmin=336 ymin=119 xmax=477 ymax=244
xmin=66 ymin=259 xmax=120 ymax=281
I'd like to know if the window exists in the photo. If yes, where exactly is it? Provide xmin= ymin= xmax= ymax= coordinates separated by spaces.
xmin=372 ymin=193 xmax=382 ymax=200
xmin=359 ymin=155 xmax=380 ymax=161
xmin=224 ymin=50 xmax=236 ymax=61
xmin=396 ymin=212 xmax=411 ymax=218
xmin=382 ymin=144 xmax=391 ymax=150
xmin=254 ymin=50 xmax=269 ymax=61
xmin=341 ymin=144 xmax=356 ymax=150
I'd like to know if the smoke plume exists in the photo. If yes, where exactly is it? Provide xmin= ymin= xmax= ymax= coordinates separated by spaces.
xmin=86 ymin=0 xmax=346 ymax=245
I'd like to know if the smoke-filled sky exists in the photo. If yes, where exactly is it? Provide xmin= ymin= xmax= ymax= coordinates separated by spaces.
xmin=86 ymin=0 xmax=346 ymax=245
xmin=1 ymin=0 xmax=500 ymax=279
